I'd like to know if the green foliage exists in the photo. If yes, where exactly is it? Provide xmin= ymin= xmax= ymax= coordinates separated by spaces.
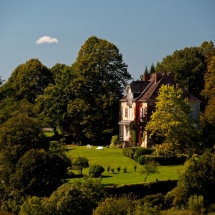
xmin=146 ymin=85 xmax=201 ymax=156
xmin=92 ymin=195 xmax=135 ymax=215
xmin=35 ymin=64 xmax=73 ymax=135
xmin=116 ymin=166 xmax=121 ymax=173
xmin=107 ymin=165 xmax=111 ymax=173
xmin=67 ymin=36 xmax=131 ymax=144
xmin=122 ymin=147 xmax=135 ymax=159
xmin=9 ymin=148 xmax=70 ymax=197
xmin=188 ymin=195 xmax=205 ymax=214
xmin=131 ymin=129 xmax=137 ymax=145
xmin=140 ymin=161 xmax=160 ymax=182
xmin=138 ymin=155 xmax=187 ymax=166
xmin=156 ymin=46 xmax=206 ymax=98
xmin=105 ymin=180 xmax=177 ymax=200
xmin=201 ymin=53 xmax=215 ymax=147
xmin=175 ymin=152 xmax=215 ymax=204
xmin=110 ymin=135 xmax=119 ymax=148
xmin=0 ymin=114 xmax=48 ymax=187
xmin=19 ymin=196 xmax=46 ymax=215
xmin=154 ymin=143 xmax=176 ymax=156
xmin=123 ymin=166 xmax=127 ymax=173
xmin=89 ymin=164 xmax=105 ymax=177
xmin=72 ymin=156 xmax=89 ymax=175
xmin=1 ymin=190 xmax=26 ymax=214
xmin=133 ymin=147 xmax=154 ymax=161
xmin=0 ymin=59 xmax=52 ymax=103
xmin=43 ymin=179 xmax=106 ymax=215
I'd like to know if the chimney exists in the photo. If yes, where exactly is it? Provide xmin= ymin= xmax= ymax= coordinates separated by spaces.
xmin=155 ymin=73 xmax=162 ymax=84
xmin=143 ymin=74 xmax=151 ymax=81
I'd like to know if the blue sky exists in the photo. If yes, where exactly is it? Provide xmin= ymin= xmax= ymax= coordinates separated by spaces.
xmin=1 ymin=0 xmax=215 ymax=82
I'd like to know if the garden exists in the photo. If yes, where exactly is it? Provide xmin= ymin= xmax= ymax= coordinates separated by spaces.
xmin=66 ymin=145 xmax=182 ymax=186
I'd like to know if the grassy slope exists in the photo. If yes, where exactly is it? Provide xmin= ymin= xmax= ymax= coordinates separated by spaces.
xmin=66 ymin=145 xmax=182 ymax=186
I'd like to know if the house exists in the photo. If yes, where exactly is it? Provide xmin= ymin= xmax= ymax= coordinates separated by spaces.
xmin=118 ymin=72 xmax=201 ymax=148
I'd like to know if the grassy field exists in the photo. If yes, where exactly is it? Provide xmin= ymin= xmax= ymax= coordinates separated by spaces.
xmin=66 ymin=145 xmax=182 ymax=186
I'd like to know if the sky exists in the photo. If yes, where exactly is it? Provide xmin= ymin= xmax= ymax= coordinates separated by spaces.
xmin=1 ymin=0 xmax=215 ymax=82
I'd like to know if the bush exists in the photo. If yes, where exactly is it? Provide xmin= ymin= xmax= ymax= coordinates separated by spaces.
xmin=188 ymin=195 xmax=205 ymax=214
xmin=133 ymin=148 xmax=155 ymax=161
xmin=142 ymin=193 xmax=165 ymax=209
xmin=110 ymin=135 xmax=119 ymax=148
xmin=89 ymin=165 xmax=105 ymax=177
xmin=122 ymin=148 xmax=135 ymax=159
xmin=105 ymin=180 xmax=178 ymax=199
xmin=138 ymin=155 xmax=187 ymax=165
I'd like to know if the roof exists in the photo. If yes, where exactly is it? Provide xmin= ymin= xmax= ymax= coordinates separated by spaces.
xmin=129 ymin=81 xmax=149 ymax=93
xmin=121 ymin=73 xmax=201 ymax=103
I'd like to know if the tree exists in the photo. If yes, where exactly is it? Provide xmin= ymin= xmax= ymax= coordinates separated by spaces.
xmin=72 ymin=156 xmax=89 ymax=175
xmin=43 ymin=179 xmax=106 ymax=215
xmin=93 ymin=196 xmax=135 ymax=215
xmin=149 ymin=63 xmax=156 ymax=74
xmin=68 ymin=36 xmax=131 ymax=144
xmin=145 ymin=85 xmax=200 ymax=155
xmin=89 ymin=164 xmax=105 ymax=177
xmin=172 ymin=152 xmax=215 ymax=205
xmin=140 ymin=66 xmax=149 ymax=80
xmin=0 ymin=59 xmax=53 ymax=125
xmin=0 ymin=76 xmax=4 ymax=87
xmin=35 ymin=64 xmax=73 ymax=135
xmin=0 ymin=114 xmax=48 ymax=188
xmin=9 ymin=149 xmax=71 ymax=197
xmin=140 ymin=161 xmax=159 ymax=182
xmin=19 ymin=196 xmax=46 ymax=215
xmin=0 ymin=59 xmax=53 ymax=103
xmin=156 ymin=46 xmax=206 ymax=99
xmin=201 ymin=52 xmax=215 ymax=147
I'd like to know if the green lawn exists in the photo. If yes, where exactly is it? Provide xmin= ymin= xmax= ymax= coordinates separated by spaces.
xmin=66 ymin=145 xmax=182 ymax=186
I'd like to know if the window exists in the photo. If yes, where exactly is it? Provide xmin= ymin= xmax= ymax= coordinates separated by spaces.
xmin=125 ymin=108 xmax=128 ymax=117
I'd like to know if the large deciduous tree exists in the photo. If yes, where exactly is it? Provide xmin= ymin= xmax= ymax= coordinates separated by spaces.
xmin=1 ymin=58 xmax=53 ymax=103
xmin=35 ymin=64 xmax=73 ymax=134
xmin=201 ymin=51 xmax=215 ymax=147
xmin=10 ymin=148 xmax=71 ymax=197
xmin=156 ymin=45 xmax=207 ymax=99
xmin=0 ymin=114 xmax=48 ymax=187
xmin=145 ymin=85 xmax=200 ymax=155
xmin=171 ymin=152 xmax=215 ymax=206
xmin=68 ymin=36 xmax=131 ymax=144
xmin=0 ymin=59 xmax=53 ymax=125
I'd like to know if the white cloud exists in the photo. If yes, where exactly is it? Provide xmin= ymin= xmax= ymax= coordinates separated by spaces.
xmin=36 ymin=36 xmax=59 ymax=44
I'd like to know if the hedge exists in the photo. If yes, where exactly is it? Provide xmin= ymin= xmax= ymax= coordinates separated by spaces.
xmin=105 ymin=180 xmax=177 ymax=199
xmin=138 ymin=155 xmax=187 ymax=166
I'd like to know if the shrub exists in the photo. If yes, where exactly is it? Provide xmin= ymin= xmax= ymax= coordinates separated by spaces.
xmin=107 ymin=165 xmax=110 ymax=173
xmin=188 ymin=195 xmax=205 ymax=214
xmin=116 ymin=166 xmax=121 ymax=173
xmin=89 ymin=165 xmax=105 ymax=178
xmin=110 ymin=135 xmax=119 ymax=148
xmin=133 ymin=148 xmax=155 ymax=161
xmin=122 ymin=148 xmax=135 ymax=159
xmin=131 ymin=129 xmax=137 ymax=145
xmin=123 ymin=166 xmax=127 ymax=173
xmin=73 ymin=156 xmax=89 ymax=175
xmin=93 ymin=195 xmax=135 ymax=215
xmin=142 ymin=193 xmax=165 ymax=209
xmin=138 ymin=155 xmax=187 ymax=165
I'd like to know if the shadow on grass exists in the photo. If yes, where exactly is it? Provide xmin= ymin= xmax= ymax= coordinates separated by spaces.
xmin=101 ymin=175 xmax=113 ymax=178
